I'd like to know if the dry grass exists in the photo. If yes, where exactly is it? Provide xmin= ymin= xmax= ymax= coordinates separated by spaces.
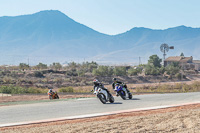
xmin=135 ymin=81 xmax=200 ymax=93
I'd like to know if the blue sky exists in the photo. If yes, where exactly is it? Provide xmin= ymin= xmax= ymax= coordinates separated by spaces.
xmin=0 ymin=0 xmax=200 ymax=35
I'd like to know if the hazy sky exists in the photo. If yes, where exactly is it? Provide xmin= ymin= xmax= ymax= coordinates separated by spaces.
xmin=0 ymin=0 xmax=200 ymax=35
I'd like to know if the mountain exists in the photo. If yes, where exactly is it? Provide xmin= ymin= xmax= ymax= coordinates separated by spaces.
xmin=0 ymin=10 xmax=200 ymax=65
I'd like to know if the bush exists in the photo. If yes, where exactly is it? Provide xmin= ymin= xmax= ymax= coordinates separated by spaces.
xmin=66 ymin=69 xmax=78 ymax=76
xmin=113 ymin=66 xmax=126 ymax=76
xmin=58 ymin=86 xmax=74 ymax=93
xmin=145 ymin=65 xmax=160 ymax=75
xmin=128 ymin=67 xmax=139 ymax=76
xmin=92 ymin=66 xmax=113 ymax=76
xmin=0 ymin=85 xmax=47 ymax=94
xmin=165 ymin=63 xmax=180 ymax=75
xmin=175 ymin=73 xmax=183 ymax=80
xmin=34 ymin=71 xmax=44 ymax=78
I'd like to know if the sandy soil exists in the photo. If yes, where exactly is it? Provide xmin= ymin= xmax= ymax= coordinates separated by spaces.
xmin=0 ymin=94 xmax=94 ymax=104
xmin=1 ymin=104 xmax=200 ymax=133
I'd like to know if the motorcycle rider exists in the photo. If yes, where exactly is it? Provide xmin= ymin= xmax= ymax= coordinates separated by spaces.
xmin=93 ymin=79 xmax=111 ymax=95
xmin=112 ymin=78 xmax=130 ymax=94
xmin=47 ymin=87 xmax=55 ymax=95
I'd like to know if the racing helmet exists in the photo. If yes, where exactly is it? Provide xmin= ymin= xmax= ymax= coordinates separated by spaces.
xmin=113 ymin=78 xmax=117 ymax=81
xmin=93 ymin=79 xmax=99 ymax=85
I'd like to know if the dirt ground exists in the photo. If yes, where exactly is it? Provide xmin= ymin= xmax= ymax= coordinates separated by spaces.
xmin=1 ymin=104 xmax=200 ymax=133
xmin=0 ymin=94 xmax=94 ymax=104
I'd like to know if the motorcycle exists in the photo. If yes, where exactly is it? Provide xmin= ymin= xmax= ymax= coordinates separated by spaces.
xmin=48 ymin=91 xmax=59 ymax=100
xmin=93 ymin=86 xmax=114 ymax=104
xmin=115 ymin=85 xmax=132 ymax=100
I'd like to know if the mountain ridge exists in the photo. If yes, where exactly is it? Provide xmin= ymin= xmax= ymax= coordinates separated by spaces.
xmin=0 ymin=10 xmax=200 ymax=65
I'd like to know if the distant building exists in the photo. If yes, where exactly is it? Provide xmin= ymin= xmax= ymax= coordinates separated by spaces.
xmin=164 ymin=56 xmax=200 ymax=70
xmin=192 ymin=60 xmax=200 ymax=71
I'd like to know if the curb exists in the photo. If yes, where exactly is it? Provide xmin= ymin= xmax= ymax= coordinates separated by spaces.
xmin=1 ymin=101 xmax=200 ymax=128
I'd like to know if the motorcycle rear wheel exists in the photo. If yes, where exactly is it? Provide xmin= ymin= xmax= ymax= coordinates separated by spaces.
xmin=56 ymin=95 xmax=59 ymax=99
xmin=128 ymin=93 xmax=132 ymax=99
xmin=109 ymin=94 xmax=114 ymax=103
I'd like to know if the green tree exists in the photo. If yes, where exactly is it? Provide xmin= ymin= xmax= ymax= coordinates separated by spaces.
xmin=36 ymin=63 xmax=47 ymax=70
xmin=19 ymin=63 xmax=29 ymax=70
xmin=128 ymin=67 xmax=142 ymax=76
xmin=92 ymin=66 xmax=113 ymax=76
xmin=180 ymin=52 xmax=184 ymax=56
xmin=68 ymin=62 xmax=77 ymax=69
xmin=145 ymin=64 xmax=160 ymax=75
xmin=82 ymin=61 xmax=98 ymax=72
xmin=148 ymin=55 xmax=162 ymax=68
xmin=166 ymin=62 xmax=180 ymax=75
xmin=113 ymin=66 xmax=127 ymax=76
xmin=50 ymin=62 xmax=62 ymax=70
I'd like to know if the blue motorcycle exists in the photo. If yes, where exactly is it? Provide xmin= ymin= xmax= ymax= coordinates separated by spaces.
xmin=115 ymin=85 xmax=132 ymax=100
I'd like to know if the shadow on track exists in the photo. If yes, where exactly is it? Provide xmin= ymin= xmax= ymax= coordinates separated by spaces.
xmin=107 ymin=102 xmax=123 ymax=104
xmin=126 ymin=98 xmax=140 ymax=100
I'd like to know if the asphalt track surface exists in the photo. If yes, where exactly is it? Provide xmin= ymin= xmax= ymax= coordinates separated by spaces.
xmin=0 ymin=92 xmax=200 ymax=127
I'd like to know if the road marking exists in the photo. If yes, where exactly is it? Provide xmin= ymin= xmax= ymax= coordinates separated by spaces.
xmin=77 ymin=98 xmax=94 ymax=101
xmin=1 ymin=101 xmax=200 ymax=128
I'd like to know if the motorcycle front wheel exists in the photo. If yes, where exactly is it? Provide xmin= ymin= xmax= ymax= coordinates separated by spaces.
xmin=97 ymin=93 xmax=107 ymax=104
xmin=49 ymin=95 xmax=53 ymax=100
xmin=128 ymin=93 xmax=132 ymax=99
xmin=119 ymin=91 xmax=126 ymax=100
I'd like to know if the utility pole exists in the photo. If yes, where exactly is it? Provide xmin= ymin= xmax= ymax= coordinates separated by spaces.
xmin=139 ymin=57 xmax=141 ymax=65
xmin=28 ymin=57 xmax=30 ymax=70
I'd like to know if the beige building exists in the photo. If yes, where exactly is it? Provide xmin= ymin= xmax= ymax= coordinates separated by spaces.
xmin=164 ymin=56 xmax=200 ymax=70
xmin=192 ymin=60 xmax=200 ymax=71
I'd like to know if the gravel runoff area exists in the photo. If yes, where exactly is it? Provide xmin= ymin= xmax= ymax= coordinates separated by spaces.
xmin=0 ymin=103 xmax=200 ymax=133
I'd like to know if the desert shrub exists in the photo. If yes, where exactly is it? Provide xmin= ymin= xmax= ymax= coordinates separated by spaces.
xmin=66 ymin=69 xmax=78 ymax=76
xmin=50 ymin=62 xmax=62 ymax=70
xmin=145 ymin=65 xmax=160 ymax=75
xmin=19 ymin=63 xmax=29 ymax=70
xmin=113 ymin=66 xmax=126 ymax=76
xmin=92 ymin=66 xmax=113 ymax=76
xmin=55 ymin=78 xmax=63 ymax=87
xmin=159 ymin=66 xmax=165 ymax=74
xmin=181 ymin=84 xmax=190 ymax=92
xmin=26 ymin=87 xmax=48 ymax=94
xmin=175 ymin=73 xmax=182 ymax=80
xmin=0 ymin=85 xmax=47 ymax=94
xmin=128 ymin=67 xmax=143 ymax=76
xmin=2 ymin=76 xmax=14 ymax=84
xmin=191 ymin=81 xmax=200 ymax=91
xmin=81 ymin=61 xmax=98 ymax=72
xmin=77 ymin=70 xmax=86 ymax=77
xmin=34 ymin=71 xmax=44 ymax=78
xmin=128 ymin=68 xmax=139 ymax=76
xmin=165 ymin=63 xmax=180 ymax=75
xmin=58 ymin=86 xmax=74 ymax=93
xmin=135 ymin=82 xmax=200 ymax=93
xmin=35 ymin=63 xmax=48 ymax=70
